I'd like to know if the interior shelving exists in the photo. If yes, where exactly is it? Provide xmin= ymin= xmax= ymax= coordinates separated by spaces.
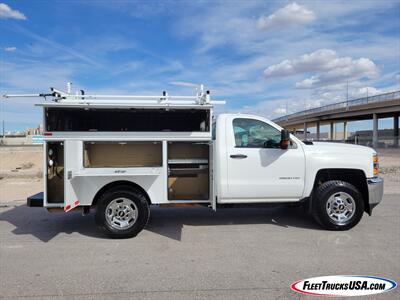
xmin=167 ymin=142 xmax=210 ymax=200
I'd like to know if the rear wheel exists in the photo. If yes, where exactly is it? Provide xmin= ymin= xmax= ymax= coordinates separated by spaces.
xmin=95 ymin=186 xmax=150 ymax=238
xmin=313 ymin=180 xmax=364 ymax=230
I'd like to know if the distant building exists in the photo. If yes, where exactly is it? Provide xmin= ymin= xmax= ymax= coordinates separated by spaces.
xmin=348 ymin=129 xmax=397 ymax=147
xmin=4 ymin=131 xmax=25 ymax=137
xmin=26 ymin=125 xmax=42 ymax=136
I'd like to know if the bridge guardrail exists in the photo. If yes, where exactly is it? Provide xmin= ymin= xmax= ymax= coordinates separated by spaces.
xmin=274 ymin=90 xmax=400 ymax=123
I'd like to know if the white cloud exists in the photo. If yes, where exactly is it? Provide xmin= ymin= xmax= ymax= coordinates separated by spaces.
xmin=169 ymin=81 xmax=198 ymax=88
xmin=264 ymin=49 xmax=378 ymax=89
xmin=238 ymin=96 xmax=325 ymax=120
xmin=295 ymin=57 xmax=378 ymax=88
xmin=14 ymin=26 xmax=102 ymax=68
xmin=0 ymin=3 xmax=26 ymax=20
xmin=273 ymin=107 xmax=287 ymax=115
xmin=264 ymin=49 xmax=338 ymax=76
xmin=351 ymin=86 xmax=381 ymax=98
xmin=2 ymin=61 xmax=76 ymax=92
xmin=258 ymin=2 xmax=315 ymax=29
xmin=4 ymin=46 xmax=16 ymax=52
xmin=237 ymin=83 xmax=393 ymax=121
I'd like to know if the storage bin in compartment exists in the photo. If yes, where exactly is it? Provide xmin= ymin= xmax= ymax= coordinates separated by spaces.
xmin=84 ymin=141 xmax=162 ymax=168
xmin=168 ymin=142 xmax=209 ymax=160
xmin=168 ymin=142 xmax=209 ymax=200
xmin=168 ymin=174 xmax=209 ymax=200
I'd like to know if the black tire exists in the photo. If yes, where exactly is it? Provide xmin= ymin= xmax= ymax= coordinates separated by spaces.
xmin=95 ymin=186 xmax=150 ymax=238
xmin=312 ymin=180 xmax=364 ymax=231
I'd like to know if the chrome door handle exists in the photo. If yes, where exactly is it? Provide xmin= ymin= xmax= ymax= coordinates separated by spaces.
xmin=230 ymin=154 xmax=247 ymax=159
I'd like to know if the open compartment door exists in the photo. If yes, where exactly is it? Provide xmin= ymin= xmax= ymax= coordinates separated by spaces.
xmin=210 ymin=144 xmax=216 ymax=210
xmin=45 ymin=141 xmax=64 ymax=206
xmin=64 ymin=140 xmax=82 ymax=212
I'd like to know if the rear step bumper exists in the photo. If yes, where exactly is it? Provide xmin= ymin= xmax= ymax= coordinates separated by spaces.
xmin=27 ymin=192 xmax=44 ymax=207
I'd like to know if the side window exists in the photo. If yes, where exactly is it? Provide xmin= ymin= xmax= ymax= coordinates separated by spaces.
xmin=232 ymin=118 xmax=281 ymax=148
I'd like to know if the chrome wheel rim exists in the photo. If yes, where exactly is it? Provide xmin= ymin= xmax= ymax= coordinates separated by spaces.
xmin=105 ymin=198 xmax=138 ymax=230
xmin=326 ymin=192 xmax=356 ymax=225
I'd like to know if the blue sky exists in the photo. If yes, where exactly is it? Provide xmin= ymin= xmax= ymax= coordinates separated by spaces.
xmin=0 ymin=0 xmax=399 ymax=132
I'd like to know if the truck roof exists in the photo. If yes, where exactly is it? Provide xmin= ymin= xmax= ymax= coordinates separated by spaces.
xmin=217 ymin=113 xmax=271 ymax=121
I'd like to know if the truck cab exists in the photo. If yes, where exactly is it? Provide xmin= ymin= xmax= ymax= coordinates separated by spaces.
xmin=215 ymin=114 xmax=306 ymax=203
xmin=214 ymin=113 xmax=383 ymax=232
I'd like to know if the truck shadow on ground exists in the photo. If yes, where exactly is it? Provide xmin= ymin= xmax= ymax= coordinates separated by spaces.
xmin=0 ymin=204 xmax=322 ymax=242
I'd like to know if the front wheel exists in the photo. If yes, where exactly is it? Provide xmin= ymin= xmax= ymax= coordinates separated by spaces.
xmin=313 ymin=180 xmax=364 ymax=230
xmin=95 ymin=186 xmax=150 ymax=238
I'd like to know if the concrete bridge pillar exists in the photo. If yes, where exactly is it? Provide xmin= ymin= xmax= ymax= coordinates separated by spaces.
xmin=373 ymin=113 xmax=378 ymax=148
xmin=330 ymin=122 xmax=334 ymax=140
xmin=316 ymin=121 xmax=320 ymax=140
xmin=304 ymin=122 xmax=308 ymax=140
xmin=394 ymin=113 xmax=399 ymax=148
xmin=343 ymin=121 xmax=348 ymax=141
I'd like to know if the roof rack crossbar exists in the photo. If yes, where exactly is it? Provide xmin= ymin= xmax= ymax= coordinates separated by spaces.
xmin=3 ymin=83 xmax=226 ymax=106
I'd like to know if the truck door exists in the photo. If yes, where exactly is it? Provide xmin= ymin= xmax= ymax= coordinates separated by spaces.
xmin=64 ymin=140 xmax=82 ymax=211
xmin=224 ymin=116 xmax=305 ymax=201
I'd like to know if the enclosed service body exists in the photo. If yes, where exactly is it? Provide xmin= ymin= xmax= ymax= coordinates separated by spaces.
xmin=39 ymin=94 xmax=218 ymax=212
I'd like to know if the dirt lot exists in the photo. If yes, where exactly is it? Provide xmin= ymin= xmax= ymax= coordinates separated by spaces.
xmin=378 ymin=148 xmax=400 ymax=194
xmin=0 ymin=146 xmax=43 ymax=205
xmin=0 ymin=146 xmax=399 ymax=204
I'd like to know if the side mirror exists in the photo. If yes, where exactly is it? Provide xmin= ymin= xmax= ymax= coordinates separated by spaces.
xmin=280 ymin=129 xmax=290 ymax=149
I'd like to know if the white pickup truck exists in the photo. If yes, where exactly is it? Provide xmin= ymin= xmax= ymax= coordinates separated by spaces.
xmin=6 ymin=86 xmax=383 ymax=238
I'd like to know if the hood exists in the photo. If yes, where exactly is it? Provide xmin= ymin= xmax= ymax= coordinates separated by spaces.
xmin=304 ymin=141 xmax=376 ymax=155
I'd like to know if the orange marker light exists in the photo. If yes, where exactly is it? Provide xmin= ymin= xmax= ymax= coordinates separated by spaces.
xmin=373 ymin=154 xmax=379 ymax=175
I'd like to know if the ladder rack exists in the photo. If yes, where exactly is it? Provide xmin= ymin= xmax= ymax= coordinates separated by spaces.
xmin=2 ymin=83 xmax=226 ymax=106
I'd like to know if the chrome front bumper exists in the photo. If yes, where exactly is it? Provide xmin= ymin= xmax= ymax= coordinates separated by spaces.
xmin=367 ymin=177 xmax=384 ymax=210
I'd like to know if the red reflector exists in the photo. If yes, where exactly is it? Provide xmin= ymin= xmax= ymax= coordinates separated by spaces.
xmin=74 ymin=200 xmax=79 ymax=206
xmin=65 ymin=205 xmax=71 ymax=211
xmin=44 ymin=132 xmax=53 ymax=136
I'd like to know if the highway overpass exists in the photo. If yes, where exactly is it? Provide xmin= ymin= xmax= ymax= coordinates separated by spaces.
xmin=273 ymin=90 xmax=400 ymax=148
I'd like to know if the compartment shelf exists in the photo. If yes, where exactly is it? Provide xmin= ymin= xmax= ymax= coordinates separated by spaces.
xmin=169 ymin=167 xmax=208 ymax=176
xmin=168 ymin=159 xmax=208 ymax=164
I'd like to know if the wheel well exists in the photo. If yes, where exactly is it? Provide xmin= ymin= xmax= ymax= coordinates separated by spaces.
xmin=92 ymin=181 xmax=151 ymax=206
xmin=313 ymin=169 xmax=370 ymax=214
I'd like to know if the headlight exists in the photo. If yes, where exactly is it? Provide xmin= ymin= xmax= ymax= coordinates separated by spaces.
xmin=373 ymin=154 xmax=379 ymax=176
